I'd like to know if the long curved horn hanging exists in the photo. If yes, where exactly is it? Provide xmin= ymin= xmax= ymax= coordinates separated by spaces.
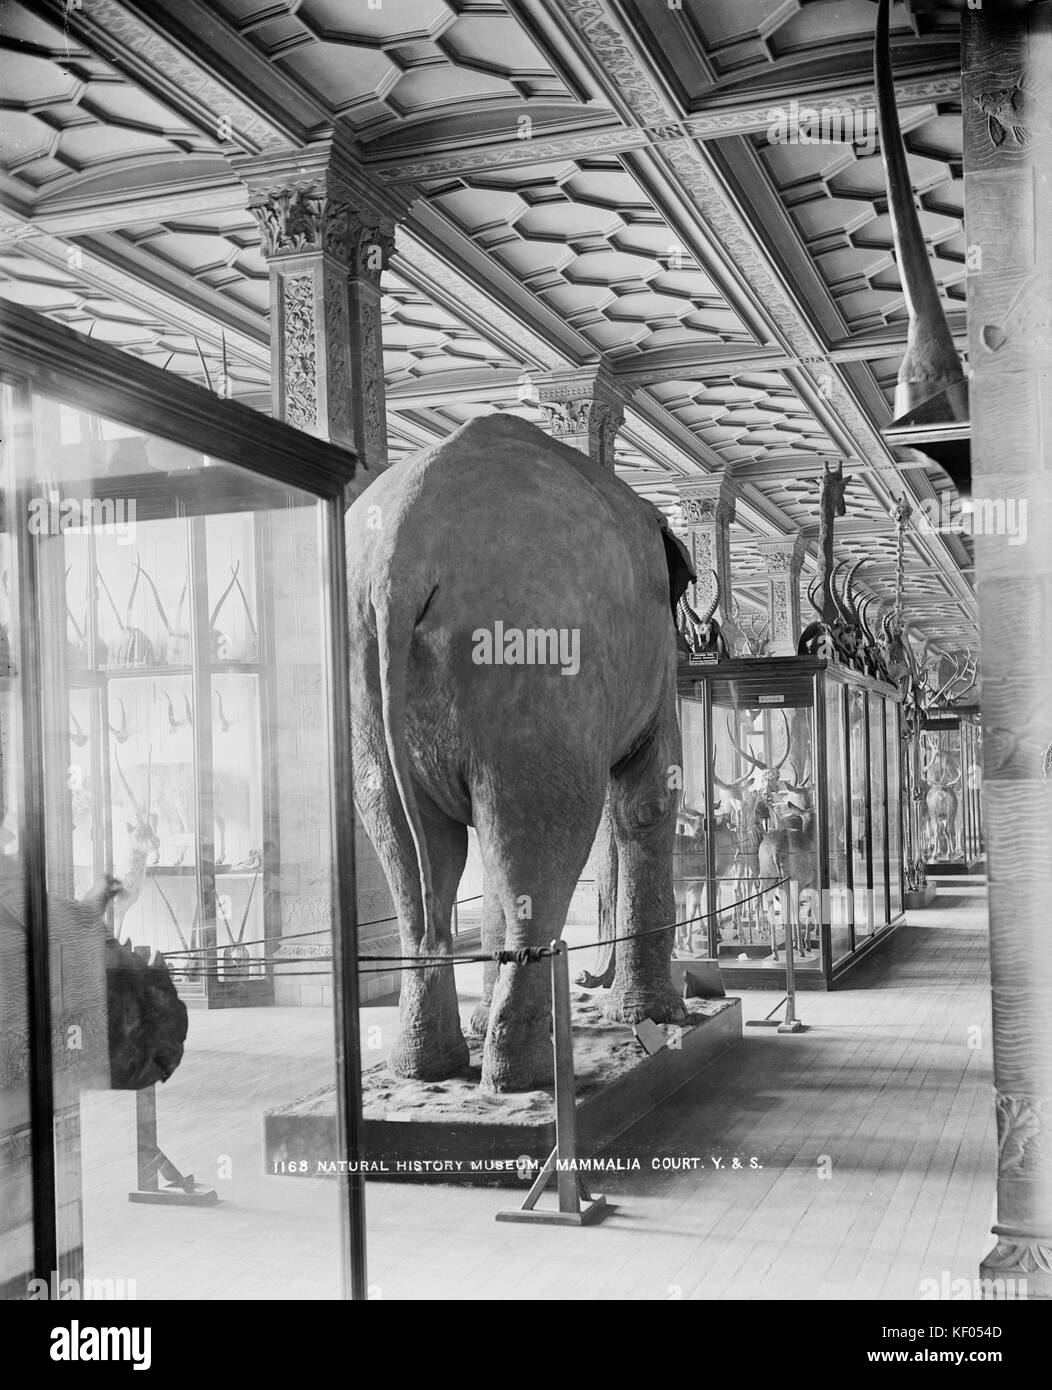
xmin=842 ymin=559 xmax=866 ymax=626
xmin=875 ymin=0 xmax=968 ymax=447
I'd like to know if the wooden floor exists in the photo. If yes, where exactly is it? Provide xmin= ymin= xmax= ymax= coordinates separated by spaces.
xmin=79 ymin=877 xmax=995 ymax=1300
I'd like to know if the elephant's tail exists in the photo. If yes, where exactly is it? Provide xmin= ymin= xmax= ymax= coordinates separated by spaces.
xmin=373 ymin=586 xmax=437 ymax=953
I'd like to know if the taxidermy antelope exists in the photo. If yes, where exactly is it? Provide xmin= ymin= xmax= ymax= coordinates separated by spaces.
xmin=677 ymin=569 xmax=730 ymax=660
xmin=112 ymin=746 xmax=161 ymax=934
xmin=733 ymin=603 xmax=770 ymax=658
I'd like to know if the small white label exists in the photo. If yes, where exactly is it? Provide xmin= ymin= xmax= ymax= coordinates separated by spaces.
xmin=759 ymin=695 xmax=785 ymax=704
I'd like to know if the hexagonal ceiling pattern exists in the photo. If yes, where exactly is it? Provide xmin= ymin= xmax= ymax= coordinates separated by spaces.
xmin=757 ymin=101 xmax=965 ymax=333
xmin=424 ymin=158 xmax=754 ymax=359
xmin=210 ymin=0 xmax=572 ymax=135
xmin=0 ymin=2 xmax=221 ymax=209
xmin=646 ymin=373 xmax=834 ymax=466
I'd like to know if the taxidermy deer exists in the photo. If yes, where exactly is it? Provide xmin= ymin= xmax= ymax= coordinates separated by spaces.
xmin=112 ymin=746 xmax=161 ymax=934
xmin=677 ymin=569 xmax=730 ymax=659
xmin=922 ymin=740 xmax=962 ymax=862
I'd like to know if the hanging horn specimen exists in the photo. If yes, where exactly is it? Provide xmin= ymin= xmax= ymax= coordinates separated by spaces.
xmin=875 ymin=0 xmax=969 ymax=488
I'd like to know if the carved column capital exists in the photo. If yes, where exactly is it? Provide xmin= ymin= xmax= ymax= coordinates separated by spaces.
xmin=534 ymin=366 xmax=626 ymax=468
xmin=675 ymin=473 xmax=741 ymax=648
xmin=233 ymin=141 xmax=398 ymax=471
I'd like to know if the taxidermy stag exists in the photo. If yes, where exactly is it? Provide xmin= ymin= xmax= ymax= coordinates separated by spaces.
xmin=922 ymin=741 xmax=962 ymax=861
xmin=677 ymin=569 xmax=730 ymax=660
xmin=346 ymin=413 xmax=694 ymax=1092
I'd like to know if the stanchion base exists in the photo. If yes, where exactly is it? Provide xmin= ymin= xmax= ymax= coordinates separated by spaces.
xmin=496 ymin=1195 xmax=608 ymax=1226
xmin=129 ymin=1185 xmax=218 ymax=1206
xmin=777 ymin=1020 xmax=806 ymax=1034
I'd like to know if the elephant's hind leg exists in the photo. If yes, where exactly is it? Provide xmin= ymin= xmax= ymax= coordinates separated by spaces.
xmin=384 ymin=794 xmax=471 ymax=1081
xmin=478 ymin=788 xmax=604 ymax=1093
xmin=604 ymin=703 xmax=686 ymax=1026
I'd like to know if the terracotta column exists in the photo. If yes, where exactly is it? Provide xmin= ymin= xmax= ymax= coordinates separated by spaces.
xmin=755 ymin=534 xmax=807 ymax=655
xmin=676 ymin=474 xmax=742 ymax=652
xmin=963 ymin=1 xmax=1052 ymax=1298
xmin=534 ymin=365 xmax=624 ymax=469
xmin=236 ymin=138 xmax=395 ymax=475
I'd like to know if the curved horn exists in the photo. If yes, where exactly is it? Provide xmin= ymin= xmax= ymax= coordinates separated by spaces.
xmin=698 ymin=568 xmax=720 ymax=625
xmin=806 ymin=572 xmax=823 ymax=619
xmin=875 ymin=0 xmax=966 ymax=422
xmin=829 ymin=558 xmax=851 ymax=622
xmin=843 ymin=559 xmax=865 ymax=624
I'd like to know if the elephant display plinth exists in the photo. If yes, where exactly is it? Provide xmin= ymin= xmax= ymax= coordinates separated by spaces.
xmin=346 ymin=414 xmax=693 ymax=1092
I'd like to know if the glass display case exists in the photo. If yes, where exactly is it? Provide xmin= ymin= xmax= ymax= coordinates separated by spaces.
xmin=676 ymin=655 xmax=905 ymax=990
xmin=1 ymin=302 xmax=366 ymax=1299
xmin=919 ymin=709 xmax=983 ymax=873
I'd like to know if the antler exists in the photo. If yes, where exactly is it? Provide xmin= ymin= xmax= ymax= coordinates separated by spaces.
xmin=725 ymin=709 xmax=792 ymax=776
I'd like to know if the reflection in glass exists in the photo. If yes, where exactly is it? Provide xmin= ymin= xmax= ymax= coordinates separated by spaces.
xmin=826 ymin=680 xmax=852 ymax=961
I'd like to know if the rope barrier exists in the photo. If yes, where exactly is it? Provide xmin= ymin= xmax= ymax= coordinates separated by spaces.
xmin=159 ymin=876 xmax=791 ymax=977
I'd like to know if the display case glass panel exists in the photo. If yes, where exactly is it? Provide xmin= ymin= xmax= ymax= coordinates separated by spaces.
xmin=919 ymin=711 xmax=983 ymax=872
xmin=825 ymin=680 xmax=852 ymax=963
xmin=676 ymin=656 xmax=905 ymax=989
xmin=848 ymin=687 xmax=873 ymax=940
xmin=0 ymin=304 xmax=363 ymax=1301
xmin=887 ymin=702 xmax=903 ymax=920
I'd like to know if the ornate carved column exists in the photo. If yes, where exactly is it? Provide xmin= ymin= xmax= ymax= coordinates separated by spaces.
xmin=963 ymin=1 xmax=1052 ymax=1298
xmin=755 ymin=535 xmax=807 ymax=655
xmin=534 ymin=365 xmax=624 ymax=468
xmin=676 ymin=474 xmax=742 ymax=651
xmin=235 ymin=137 xmax=396 ymax=474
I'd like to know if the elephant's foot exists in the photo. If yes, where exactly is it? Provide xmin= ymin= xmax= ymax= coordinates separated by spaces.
xmin=480 ymin=1010 xmax=553 ymax=1093
xmin=389 ymin=1026 xmax=470 ymax=1081
xmin=602 ymin=980 xmax=686 ymax=1027
xmin=390 ymin=965 xmax=470 ymax=1080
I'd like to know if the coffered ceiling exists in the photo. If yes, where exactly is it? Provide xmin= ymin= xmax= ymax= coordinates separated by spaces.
xmin=0 ymin=0 xmax=978 ymax=654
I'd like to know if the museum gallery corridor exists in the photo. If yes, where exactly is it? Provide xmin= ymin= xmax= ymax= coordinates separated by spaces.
xmin=78 ymin=879 xmax=994 ymax=1301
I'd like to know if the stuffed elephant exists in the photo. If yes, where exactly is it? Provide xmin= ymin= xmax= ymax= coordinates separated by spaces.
xmin=346 ymin=413 xmax=693 ymax=1092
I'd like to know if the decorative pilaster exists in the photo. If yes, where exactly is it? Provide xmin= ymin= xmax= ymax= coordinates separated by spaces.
xmin=676 ymin=474 xmax=742 ymax=651
xmin=755 ymin=534 xmax=807 ymax=655
xmin=963 ymin=1 xmax=1052 ymax=1298
xmin=534 ymin=366 xmax=625 ymax=469
xmin=235 ymin=139 xmax=397 ymax=473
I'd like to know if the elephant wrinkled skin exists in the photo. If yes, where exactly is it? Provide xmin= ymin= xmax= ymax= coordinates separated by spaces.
xmin=346 ymin=413 xmax=690 ymax=1092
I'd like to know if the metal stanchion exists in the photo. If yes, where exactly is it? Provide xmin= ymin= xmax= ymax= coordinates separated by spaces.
xmin=127 ymin=1085 xmax=218 ymax=1206
xmin=497 ymin=940 xmax=609 ymax=1226
xmin=747 ymin=884 xmax=806 ymax=1033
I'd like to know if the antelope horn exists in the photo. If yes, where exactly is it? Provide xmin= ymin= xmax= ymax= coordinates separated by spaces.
xmin=829 ymin=558 xmax=851 ymax=623
xmin=109 ymin=697 xmax=128 ymax=740
xmin=806 ymin=572 xmax=822 ymax=619
xmin=874 ymin=0 xmax=967 ymax=426
xmin=210 ymin=560 xmax=240 ymax=630
xmin=134 ymin=558 xmax=175 ymax=636
xmin=843 ymin=559 xmax=865 ymax=624
xmin=125 ymin=553 xmax=144 ymax=627
xmin=697 ymin=568 xmax=720 ymax=625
